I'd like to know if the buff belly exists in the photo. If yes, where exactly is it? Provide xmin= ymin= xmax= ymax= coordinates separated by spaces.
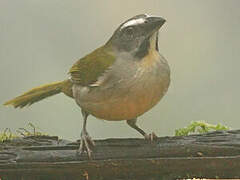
xmin=72 ymin=63 xmax=170 ymax=120
xmin=89 ymin=86 xmax=166 ymax=120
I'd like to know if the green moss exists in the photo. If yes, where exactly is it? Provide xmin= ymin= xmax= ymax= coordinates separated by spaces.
xmin=175 ymin=121 xmax=229 ymax=136
xmin=0 ymin=123 xmax=47 ymax=142
xmin=0 ymin=128 xmax=17 ymax=142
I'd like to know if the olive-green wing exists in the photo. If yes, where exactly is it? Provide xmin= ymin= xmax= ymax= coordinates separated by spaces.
xmin=69 ymin=46 xmax=115 ymax=86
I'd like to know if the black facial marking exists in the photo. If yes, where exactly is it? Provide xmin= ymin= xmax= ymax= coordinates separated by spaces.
xmin=107 ymin=14 xmax=164 ymax=57
xmin=155 ymin=34 xmax=159 ymax=51
xmin=134 ymin=38 xmax=150 ymax=59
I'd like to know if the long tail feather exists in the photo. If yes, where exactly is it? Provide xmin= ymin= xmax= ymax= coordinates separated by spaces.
xmin=4 ymin=80 xmax=72 ymax=108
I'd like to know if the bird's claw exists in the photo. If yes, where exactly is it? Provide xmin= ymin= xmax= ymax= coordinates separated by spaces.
xmin=144 ymin=132 xmax=158 ymax=141
xmin=77 ymin=131 xmax=95 ymax=159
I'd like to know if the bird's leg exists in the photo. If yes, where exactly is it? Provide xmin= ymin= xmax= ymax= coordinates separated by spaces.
xmin=77 ymin=109 xmax=95 ymax=158
xmin=126 ymin=119 xmax=157 ymax=141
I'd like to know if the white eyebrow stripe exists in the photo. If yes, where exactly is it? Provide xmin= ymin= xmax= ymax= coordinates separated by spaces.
xmin=121 ymin=18 xmax=145 ymax=29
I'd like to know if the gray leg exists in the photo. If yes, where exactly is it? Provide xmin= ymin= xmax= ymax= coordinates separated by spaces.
xmin=126 ymin=118 xmax=147 ymax=137
xmin=126 ymin=119 xmax=157 ymax=140
xmin=77 ymin=109 xmax=95 ymax=158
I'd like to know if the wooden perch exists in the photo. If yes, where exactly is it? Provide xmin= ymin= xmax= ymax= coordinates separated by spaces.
xmin=1 ymin=130 xmax=240 ymax=180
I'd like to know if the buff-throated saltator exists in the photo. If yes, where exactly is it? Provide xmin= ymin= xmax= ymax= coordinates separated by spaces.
xmin=4 ymin=14 xmax=170 ymax=157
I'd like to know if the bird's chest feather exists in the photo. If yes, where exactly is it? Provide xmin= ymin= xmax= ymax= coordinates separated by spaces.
xmin=73 ymin=51 xmax=170 ymax=121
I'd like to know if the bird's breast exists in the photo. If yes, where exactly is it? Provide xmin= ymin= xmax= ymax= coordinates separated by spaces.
xmin=73 ymin=52 xmax=170 ymax=121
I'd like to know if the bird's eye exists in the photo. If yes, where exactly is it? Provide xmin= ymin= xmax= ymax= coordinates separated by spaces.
xmin=124 ymin=27 xmax=134 ymax=38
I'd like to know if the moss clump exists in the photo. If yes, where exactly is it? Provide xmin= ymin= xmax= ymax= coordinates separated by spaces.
xmin=0 ymin=123 xmax=47 ymax=142
xmin=175 ymin=121 xmax=229 ymax=136
xmin=0 ymin=128 xmax=17 ymax=142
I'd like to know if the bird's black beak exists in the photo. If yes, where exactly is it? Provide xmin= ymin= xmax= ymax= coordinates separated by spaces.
xmin=143 ymin=16 xmax=166 ymax=37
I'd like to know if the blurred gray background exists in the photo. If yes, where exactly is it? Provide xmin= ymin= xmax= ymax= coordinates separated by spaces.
xmin=1 ymin=0 xmax=239 ymax=140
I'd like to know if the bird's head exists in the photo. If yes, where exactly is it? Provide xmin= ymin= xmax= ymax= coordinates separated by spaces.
xmin=107 ymin=14 xmax=166 ymax=58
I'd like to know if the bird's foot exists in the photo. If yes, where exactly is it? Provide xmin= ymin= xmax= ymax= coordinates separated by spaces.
xmin=77 ymin=130 xmax=95 ymax=159
xmin=144 ymin=132 xmax=158 ymax=141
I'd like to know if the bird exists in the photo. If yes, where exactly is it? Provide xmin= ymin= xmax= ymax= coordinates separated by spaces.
xmin=4 ymin=14 xmax=170 ymax=158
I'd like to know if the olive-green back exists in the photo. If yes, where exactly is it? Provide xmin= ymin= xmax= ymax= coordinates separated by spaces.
xmin=69 ymin=46 xmax=115 ymax=86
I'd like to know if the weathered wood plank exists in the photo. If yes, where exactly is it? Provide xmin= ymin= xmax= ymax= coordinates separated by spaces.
xmin=0 ymin=130 xmax=240 ymax=179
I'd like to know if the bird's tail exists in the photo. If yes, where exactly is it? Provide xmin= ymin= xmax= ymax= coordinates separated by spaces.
xmin=4 ymin=79 xmax=73 ymax=108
